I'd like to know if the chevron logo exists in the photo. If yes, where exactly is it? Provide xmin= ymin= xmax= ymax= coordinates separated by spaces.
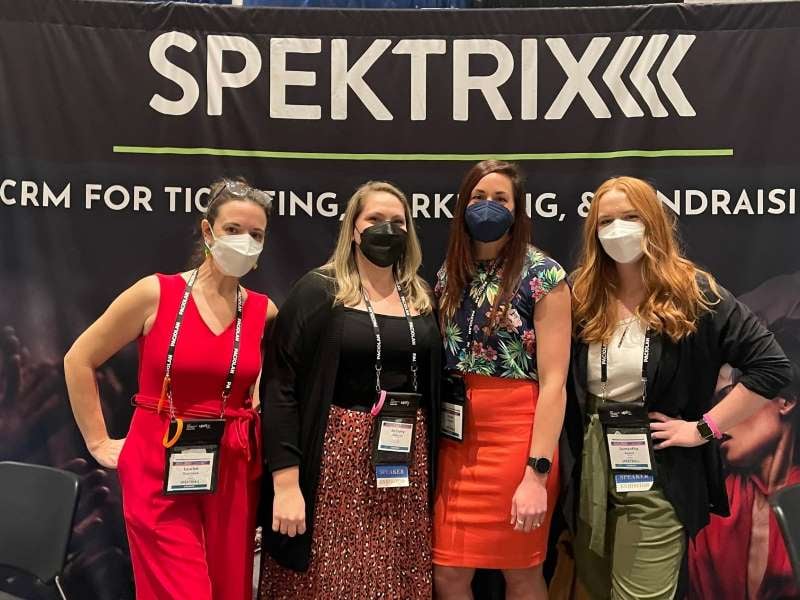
xmin=545 ymin=34 xmax=696 ymax=120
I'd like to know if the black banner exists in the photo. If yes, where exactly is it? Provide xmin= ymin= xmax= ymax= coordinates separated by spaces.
xmin=1 ymin=1 xmax=798 ymax=598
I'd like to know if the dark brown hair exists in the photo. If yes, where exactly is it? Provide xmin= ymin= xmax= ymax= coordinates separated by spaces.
xmin=439 ymin=160 xmax=532 ymax=328
xmin=189 ymin=177 xmax=272 ymax=268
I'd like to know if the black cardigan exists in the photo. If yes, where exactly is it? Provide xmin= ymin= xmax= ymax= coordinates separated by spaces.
xmin=561 ymin=279 xmax=792 ymax=539
xmin=259 ymin=269 xmax=441 ymax=571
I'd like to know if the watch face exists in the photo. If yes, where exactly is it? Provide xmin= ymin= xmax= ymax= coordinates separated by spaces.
xmin=527 ymin=457 xmax=552 ymax=473
xmin=697 ymin=420 xmax=714 ymax=440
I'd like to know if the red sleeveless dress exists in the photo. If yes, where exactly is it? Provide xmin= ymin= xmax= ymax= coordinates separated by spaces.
xmin=117 ymin=273 xmax=268 ymax=600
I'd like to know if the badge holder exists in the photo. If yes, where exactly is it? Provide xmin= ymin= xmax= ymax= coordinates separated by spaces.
xmin=370 ymin=391 xmax=420 ymax=489
xmin=598 ymin=401 xmax=657 ymax=493
xmin=441 ymin=373 xmax=467 ymax=442
xmin=162 ymin=417 xmax=225 ymax=495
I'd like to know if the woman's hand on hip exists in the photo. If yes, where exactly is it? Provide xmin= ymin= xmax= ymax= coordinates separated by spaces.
xmin=273 ymin=486 xmax=306 ymax=537
xmin=510 ymin=468 xmax=548 ymax=533
xmin=87 ymin=437 xmax=126 ymax=469
xmin=649 ymin=412 xmax=705 ymax=449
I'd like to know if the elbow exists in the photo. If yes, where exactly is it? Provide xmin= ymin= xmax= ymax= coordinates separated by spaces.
xmin=63 ymin=347 xmax=77 ymax=372
xmin=63 ymin=345 xmax=91 ymax=376
xmin=537 ymin=380 xmax=567 ymax=403
xmin=740 ymin=359 xmax=794 ymax=400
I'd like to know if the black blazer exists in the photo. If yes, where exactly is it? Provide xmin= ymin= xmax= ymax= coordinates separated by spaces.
xmin=259 ymin=269 xmax=441 ymax=571
xmin=562 ymin=279 xmax=792 ymax=539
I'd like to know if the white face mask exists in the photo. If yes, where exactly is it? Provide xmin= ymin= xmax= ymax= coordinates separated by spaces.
xmin=206 ymin=229 xmax=263 ymax=277
xmin=598 ymin=219 xmax=645 ymax=264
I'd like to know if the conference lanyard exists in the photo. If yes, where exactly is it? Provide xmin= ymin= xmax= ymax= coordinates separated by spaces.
xmin=465 ymin=259 xmax=502 ymax=348
xmin=159 ymin=268 xmax=243 ymax=420
xmin=599 ymin=327 xmax=651 ymax=402
xmin=361 ymin=281 xmax=418 ymax=393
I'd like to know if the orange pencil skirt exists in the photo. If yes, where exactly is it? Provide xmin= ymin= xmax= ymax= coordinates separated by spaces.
xmin=433 ymin=373 xmax=559 ymax=570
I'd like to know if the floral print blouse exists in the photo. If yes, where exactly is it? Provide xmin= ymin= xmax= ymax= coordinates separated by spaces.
xmin=435 ymin=246 xmax=567 ymax=380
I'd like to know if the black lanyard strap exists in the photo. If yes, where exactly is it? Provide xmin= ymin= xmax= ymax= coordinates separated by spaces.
xmin=362 ymin=280 xmax=418 ymax=393
xmin=600 ymin=327 xmax=651 ymax=402
xmin=466 ymin=259 xmax=502 ymax=347
xmin=162 ymin=269 xmax=243 ymax=419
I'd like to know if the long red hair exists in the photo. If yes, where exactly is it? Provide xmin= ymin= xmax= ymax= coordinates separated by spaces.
xmin=439 ymin=160 xmax=532 ymax=327
xmin=572 ymin=176 xmax=719 ymax=343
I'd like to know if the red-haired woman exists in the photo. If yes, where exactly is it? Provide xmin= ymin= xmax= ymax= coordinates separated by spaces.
xmin=433 ymin=160 xmax=571 ymax=599
xmin=566 ymin=176 xmax=791 ymax=599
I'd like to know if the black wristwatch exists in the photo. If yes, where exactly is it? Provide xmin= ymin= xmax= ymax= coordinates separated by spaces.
xmin=696 ymin=418 xmax=715 ymax=441
xmin=527 ymin=456 xmax=552 ymax=475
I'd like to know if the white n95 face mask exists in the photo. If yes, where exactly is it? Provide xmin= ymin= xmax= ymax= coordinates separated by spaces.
xmin=207 ymin=231 xmax=263 ymax=277
xmin=598 ymin=220 xmax=645 ymax=264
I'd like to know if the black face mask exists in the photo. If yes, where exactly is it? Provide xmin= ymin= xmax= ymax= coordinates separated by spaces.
xmin=357 ymin=221 xmax=408 ymax=268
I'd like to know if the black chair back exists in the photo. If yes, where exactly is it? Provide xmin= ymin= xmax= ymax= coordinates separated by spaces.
xmin=0 ymin=462 xmax=79 ymax=585
xmin=770 ymin=482 xmax=800 ymax=590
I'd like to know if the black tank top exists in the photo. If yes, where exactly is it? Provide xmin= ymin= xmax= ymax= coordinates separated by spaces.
xmin=332 ymin=308 xmax=437 ymax=411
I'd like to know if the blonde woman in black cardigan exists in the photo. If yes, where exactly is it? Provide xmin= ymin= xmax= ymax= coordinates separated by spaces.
xmin=258 ymin=181 xmax=441 ymax=599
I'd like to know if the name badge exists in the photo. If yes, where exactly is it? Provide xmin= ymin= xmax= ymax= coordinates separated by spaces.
xmin=165 ymin=447 xmax=219 ymax=493
xmin=375 ymin=465 xmax=410 ymax=489
xmin=606 ymin=431 xmax=653 ymax=471
xmin=378 ymin=421 xmax=414 ymax=453
xmin=441 ymin=374 xmax=467 ymax=442
xmin=162 ymin=418 xmax=225 ymax=496
xmin=440 ymin=401 xmax=465 ymax=441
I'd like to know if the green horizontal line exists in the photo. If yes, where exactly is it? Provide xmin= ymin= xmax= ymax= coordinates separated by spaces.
xmin=113 ymin=145 xmax=734 ymax=161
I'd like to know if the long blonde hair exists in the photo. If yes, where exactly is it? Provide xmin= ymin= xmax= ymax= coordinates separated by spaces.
xmin=321 ymin=181 xmax=433 ymax=314
xmin=572 ymin=176 xmax=719 ymax=344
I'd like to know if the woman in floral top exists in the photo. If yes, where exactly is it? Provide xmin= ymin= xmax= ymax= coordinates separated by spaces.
xmin=432 ymin=160 xmax=571 ymax=600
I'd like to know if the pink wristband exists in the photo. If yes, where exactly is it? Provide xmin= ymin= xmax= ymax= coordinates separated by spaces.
xmin=702 ymin=413 xmax=723 ymax=440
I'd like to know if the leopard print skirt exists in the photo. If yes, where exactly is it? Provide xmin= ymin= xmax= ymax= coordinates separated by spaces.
xmin=260 ymin=405 xmax=432 ymax=600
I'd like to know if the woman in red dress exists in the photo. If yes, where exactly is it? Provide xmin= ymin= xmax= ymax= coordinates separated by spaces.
xmin=65 ymin=179 xmax=276 ymax=600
